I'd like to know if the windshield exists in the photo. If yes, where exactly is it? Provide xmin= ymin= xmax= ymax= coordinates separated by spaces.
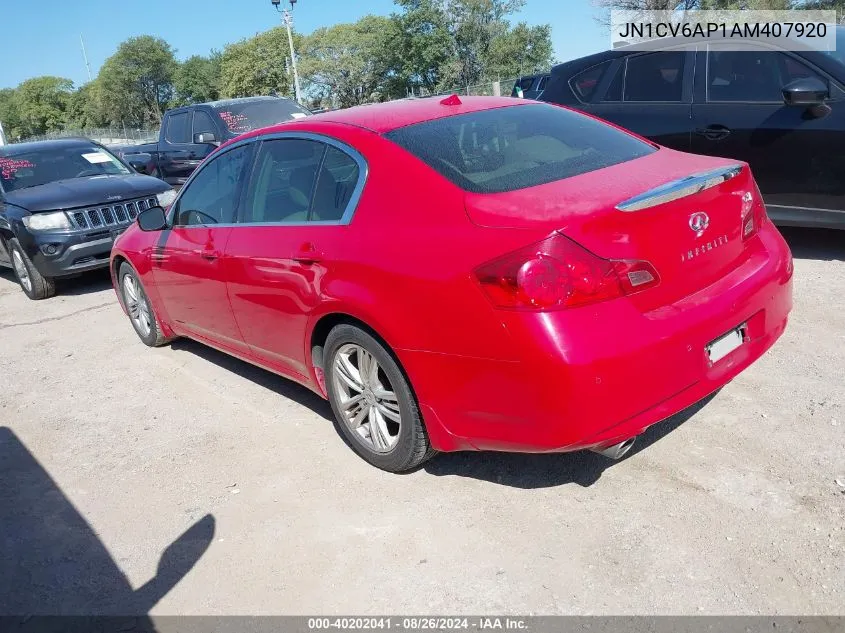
xmin=0 ymin=145 xmax=130 ymax=193
xmin=213 ymin=99 xmax=311 ymax=135
xmin=386 ymin=103 xmax=655 ymax=194
xmin=819 ymin=25 xmax=845 ymax=66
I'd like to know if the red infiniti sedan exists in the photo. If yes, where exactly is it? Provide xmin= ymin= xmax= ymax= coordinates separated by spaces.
xmin=110 ymin=96 xmax=793 ymax=472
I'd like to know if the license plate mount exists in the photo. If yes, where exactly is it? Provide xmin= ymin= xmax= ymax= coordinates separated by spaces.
xmin=706 ymin=324 xmax=747 ymax=364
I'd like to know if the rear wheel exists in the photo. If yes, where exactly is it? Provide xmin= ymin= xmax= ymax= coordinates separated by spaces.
xmin=8 ymin=238 xmax=55 ymax=300
xmin=118 ymin=262 xmax=170 ymax=347
xmin=325 ymin=324 xmax=435 ymax=472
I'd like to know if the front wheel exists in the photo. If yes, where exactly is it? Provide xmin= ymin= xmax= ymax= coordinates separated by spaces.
xmin=325 ymin=324 xmax=435 ymax=472
xmin=118 ymin=262 xmax=171 ymax=347
xmin=8 ymin=238 xmax=55 ymax=300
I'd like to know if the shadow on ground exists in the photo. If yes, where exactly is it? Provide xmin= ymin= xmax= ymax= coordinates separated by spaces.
xmin=0 ymin=267 xmax=113 ymax=296
xmin=423 ymin=392 xmax=718 ymax=489
xmin=0 ymin=427 xmax=214 ymax=624
xmin=168 ymin=338 xmax=334 ymax=421
xmin=779 ymin=226 xmax=845 ymax=262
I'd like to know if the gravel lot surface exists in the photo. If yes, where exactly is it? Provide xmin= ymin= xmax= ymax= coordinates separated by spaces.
xmin=1 ymin=227 xmax=843 ymax=616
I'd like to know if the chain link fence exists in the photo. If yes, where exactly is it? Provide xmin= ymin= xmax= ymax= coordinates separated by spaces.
xmin=15 ymin=127 xmax=158 ymax=147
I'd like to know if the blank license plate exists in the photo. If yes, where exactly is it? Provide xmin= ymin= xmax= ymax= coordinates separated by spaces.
xmin=706 ymin=325 xmax=746 ymax=363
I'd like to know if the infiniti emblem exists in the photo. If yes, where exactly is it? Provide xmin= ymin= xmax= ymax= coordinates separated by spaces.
xmin=689 ymin=211 xmax=710 ymax=236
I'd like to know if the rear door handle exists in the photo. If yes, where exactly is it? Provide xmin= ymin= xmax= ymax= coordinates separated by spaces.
xmin=293 ymin=242 xmax=322 ymax=265
xmin=193 ymin=249 xmax=220 ymax=260
xmin=695 ymin=125 xmax=732 ymax=141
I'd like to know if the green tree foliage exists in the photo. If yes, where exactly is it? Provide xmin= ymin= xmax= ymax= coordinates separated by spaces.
xmin=13 ymin=76 xmax=73 ymax=137
xmin=300 ymin=15 xmax=394 ymax=108
xmin=175 ymin=52 xmax=222 ymax=104
xmin=97 ymin=36 xmax=178 ymax=126
xmin=0 ymin=88 xmax=21 ymax=139
xmin=220 ymin=28 xmax=297 ymax=98
xmin=386 ymin=0 xmax=455 ymax=93
xmin=486 ymin=22 xmax=555 ymax=79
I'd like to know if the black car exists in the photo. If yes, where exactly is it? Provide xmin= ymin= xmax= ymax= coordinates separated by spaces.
xmin=539 ymin=27 xmax=845 ymax=229
xmin=117 ymin=96 xmax=312 ymax=187
xmin=512 ymin=73 xmax=551 ymax=99
xmin=0 ymin=138 xmax=172 ymax=299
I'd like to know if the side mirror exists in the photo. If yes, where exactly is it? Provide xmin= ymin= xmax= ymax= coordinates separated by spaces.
xmin=782 ymin=77 xmax=828 ymax=107
xmin=125 ymin=153 xmax=153 ymax=175
xmin=137 ymin=206 xmax=168 ymax=231
xmin=194 ymin=132 xmax=218 ymax=145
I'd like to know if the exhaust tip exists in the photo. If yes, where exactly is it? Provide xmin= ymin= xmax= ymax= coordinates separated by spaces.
xmin=590 ymin=437 xmax=636 ymax=460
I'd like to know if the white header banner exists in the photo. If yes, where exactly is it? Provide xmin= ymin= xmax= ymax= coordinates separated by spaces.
xmin=610 ymin=10 xmax=837 ymax=52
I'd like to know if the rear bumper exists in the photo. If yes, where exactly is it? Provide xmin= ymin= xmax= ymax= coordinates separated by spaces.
xmin=401 ymin=222 xmax=793 ymax=453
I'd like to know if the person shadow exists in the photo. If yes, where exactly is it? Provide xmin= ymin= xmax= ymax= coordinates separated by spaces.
xmin=0 ymin=427 xmax=214 ymax=631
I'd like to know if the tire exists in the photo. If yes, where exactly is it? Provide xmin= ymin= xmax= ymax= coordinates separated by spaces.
xmin=8 ymin=238 xmax=56 ymax=300
xmin=325 ymin=324 xmax=436 ymax=472
xmin=118 ymin=262 xmax=171 ymax=347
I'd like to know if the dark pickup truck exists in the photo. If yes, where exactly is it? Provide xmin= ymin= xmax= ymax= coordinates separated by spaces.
xmin=117 ymin=96 xmax=312 ymax=187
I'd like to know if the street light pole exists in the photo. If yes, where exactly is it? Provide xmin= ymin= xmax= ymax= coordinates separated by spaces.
xmin=272 ymin=0 xmax=302 ymax=104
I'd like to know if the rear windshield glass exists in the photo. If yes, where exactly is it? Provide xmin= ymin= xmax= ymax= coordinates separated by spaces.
xmin=385 ymin=103 xmax=655 ymax=194
xmin=0 ymin=145 xmax=130 ymax=193
xmin=213 ymin=99 xmax=312 ymax=135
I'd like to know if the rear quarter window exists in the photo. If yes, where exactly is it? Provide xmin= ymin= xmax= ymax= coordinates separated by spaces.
xmin=569 ymin=61 xmax=612 ymax=102
xmin=385 ymin=103 xmax=655 ymax=194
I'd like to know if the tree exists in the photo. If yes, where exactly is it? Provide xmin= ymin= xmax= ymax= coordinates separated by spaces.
xmin=220 ymin=28 xmax=297 ymax=98
xmin=66 ymin=82 xmax=107 ymax=129
xmin=13 ymin=76 xmax=73 ymax=137
xmin=486 ymin=22 xmax=555 ymax=79
xmin=175 ymin=52 xmax=222 ymax=104
xmin=387 ymin=0 xmax=455 ymax=94
xmin=0 ymin=88 xmax=21 ymax=139
xmin=299 ymin=15 xmax=394 ymax=108
xmin=98 ymin=36 xmax=178 ymax=127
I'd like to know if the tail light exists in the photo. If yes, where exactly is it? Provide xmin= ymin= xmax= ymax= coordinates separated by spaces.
xmin=741 ymin=180 xmax=767 ymax=240
xmin=474 ymin=233 xmax=659 ymax=310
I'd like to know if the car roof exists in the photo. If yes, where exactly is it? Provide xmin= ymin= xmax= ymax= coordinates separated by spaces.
xmin=204 ymin=95 xmax=294 ymax=108
xmin=304 ymin=95 xmax=530 ymax=134
xmin=0 ymin=138 xmax=99 ymax=156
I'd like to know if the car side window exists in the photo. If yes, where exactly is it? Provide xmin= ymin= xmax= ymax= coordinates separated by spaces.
xmin=192 ymin=110 xmax=216 ymax=137
xmin=242 ymin=139 xmax=325 ymax=224
xmin=707 ymin=46 xmax=825 ymax=102
xmin=624 ymin=51 xmax=685 ymax=102
xmin=165 ymin=112 xmax=191 ymax=144
xmin=311 ymin=146 xmax=360 ymax=222
xmin=173 ymin=144 xmax=253 ymax=226
xmin=569 ymin=61 xmax=612 ymax=102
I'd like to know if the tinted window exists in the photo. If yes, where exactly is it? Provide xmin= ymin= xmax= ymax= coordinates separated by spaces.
xmin=174 ymin=144 xmax=252 ymax=226
xmin=0 ymin=144 xmax=130 ymax=192
xmin=192 ymin=110 xmax=216 ymax=136
xmin=707 ymin=46 xmax=824 ymax=102
xmin=212 ymin=99 xmax=311 ymax=135
xmin=603 ymin=64 xmax=624 ymax=101
xmin=570 ymin=61 xmax=611 ymax=102
xmin=165 ymin=112 xmax=191 ymax=144
xmin=624 ymin=51 xmax=685 ymax=102
xmin=538 ymin=75 xmax=550 ymax=90
xmin=243 ymin=139 xmax=325 ymax=224
xmin=312 ymin=146 xmax=360 ymax=222
xmin=386 ymin=103 xmax=655 ymax=194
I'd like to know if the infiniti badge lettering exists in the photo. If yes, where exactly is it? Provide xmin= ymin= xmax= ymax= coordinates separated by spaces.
xmin=681 ymin=235 xmax=730 ymax=263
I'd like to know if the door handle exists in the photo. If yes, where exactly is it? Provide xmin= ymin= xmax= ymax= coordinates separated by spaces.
xmin=193 ymin=249 xmax=220 ymax=260
xmin=293 ymin=242 xmax=322 ymax=265
xmin=695 ymin=125 xmax=732 ymax=141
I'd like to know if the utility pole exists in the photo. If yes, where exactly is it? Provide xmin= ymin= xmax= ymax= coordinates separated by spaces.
xmin=271 ymin=0 xmax=302 ymax=104
xmin=80 ymin=35 xmax=93 ymax=83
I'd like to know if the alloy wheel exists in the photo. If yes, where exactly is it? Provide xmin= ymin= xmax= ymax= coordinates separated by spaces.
xmin=11 ymin=250 xmax=32 ymax=294
xmin=122 ymin=274 xmax=152 ymax=338
xmin=332 ymin=343 xmax=402 ymax=453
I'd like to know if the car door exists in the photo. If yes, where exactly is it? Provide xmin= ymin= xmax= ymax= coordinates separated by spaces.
xmin=225 ymin=135 xmax=365 ymax=379
xmin=152 ymin=142 xmax=254 ymax=353
xmin=190 ymin=109 xmax=222 ymax=161
xmin=575 ymin=49 xmax=694 ymax=151
xmin=691 ymin=42 xmax=845 ymax=216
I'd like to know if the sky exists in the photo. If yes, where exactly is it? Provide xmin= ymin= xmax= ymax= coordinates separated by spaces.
xmin=0 ymin=0 xmax=608 ymax=90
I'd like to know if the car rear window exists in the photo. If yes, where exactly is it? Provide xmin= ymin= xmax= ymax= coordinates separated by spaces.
xmin=385 ymin=103 xmax=655 ymax=194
